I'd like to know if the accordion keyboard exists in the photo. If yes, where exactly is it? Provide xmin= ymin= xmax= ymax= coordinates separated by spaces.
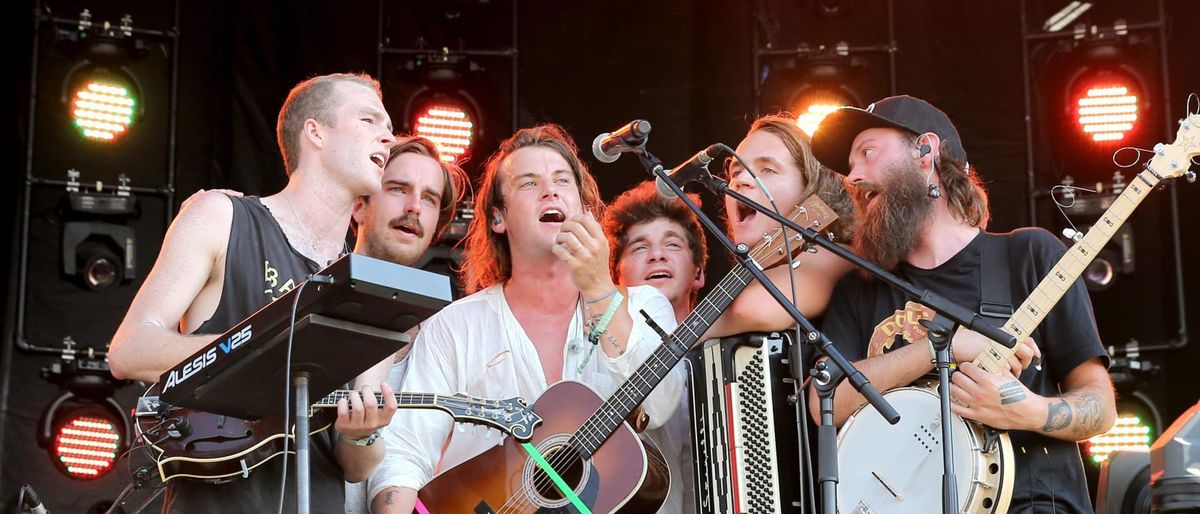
xmin=688 ymin=331 xmax=804 ymax=514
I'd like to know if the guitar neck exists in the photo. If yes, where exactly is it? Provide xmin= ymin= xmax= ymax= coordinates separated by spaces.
xmin=972 ymin=169 xmax=1159 ymax=374
xmin=313 ymin=390 xmax=446 ymax=409
xmin=571 ymin=262 xmax=758 ymax=457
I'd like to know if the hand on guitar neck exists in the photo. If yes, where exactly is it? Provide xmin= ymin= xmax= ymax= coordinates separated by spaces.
xmin=948 ymin=326 xmax=1040 ymax=377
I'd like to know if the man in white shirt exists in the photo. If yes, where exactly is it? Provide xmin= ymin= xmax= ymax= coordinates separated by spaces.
xmin=370 ymin=124 xmax=684 ymax=513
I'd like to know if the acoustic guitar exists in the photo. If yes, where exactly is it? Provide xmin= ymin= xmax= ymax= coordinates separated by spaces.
xmin=416 ymin=194 xmax=841 ymax=513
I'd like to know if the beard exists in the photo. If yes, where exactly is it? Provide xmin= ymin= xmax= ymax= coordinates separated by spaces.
xmin=850 ymin=157 xmax=934 ymax=271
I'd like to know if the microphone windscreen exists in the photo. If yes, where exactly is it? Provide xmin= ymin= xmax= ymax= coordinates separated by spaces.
xmin=591 ymin=132 xmax=619 ymax=164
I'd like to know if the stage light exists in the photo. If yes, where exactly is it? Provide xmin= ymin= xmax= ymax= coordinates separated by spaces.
xmin=1088 ymin=414 xmax=1154 ymax=463
xmin=51 ymin=411 xmax=123 ymax=479
xmin=401 ymin=58 xmax=484 ymax=166
xmin=1071 ymin=69 xmax=1141 ymax=144
xmin=60 ymin=185 xmax=139 ymax=291
xmin=788 ymin=56 xmax=860 ymax=137
xmin=37 ymin=348 xmax=130 ymax=480
xmin=412 ymin=101 xmax=476 ymax=163
xmin=793 ymin=88 xmax=857 ymax=137
xmin=70 ymin=77 xmax=137 ymax=142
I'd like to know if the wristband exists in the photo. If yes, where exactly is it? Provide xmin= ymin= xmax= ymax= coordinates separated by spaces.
xmin=339 ymin=430 xmax=380 ymax=446
xmin=587 ymin=290 xmax=624 ymax=345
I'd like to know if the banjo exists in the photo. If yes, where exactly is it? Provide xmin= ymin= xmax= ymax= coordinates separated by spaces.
xmin=835 ymin=111 xmax=1200 ymax=514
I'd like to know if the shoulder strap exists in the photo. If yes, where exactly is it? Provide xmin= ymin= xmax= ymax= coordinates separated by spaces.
xmin=979 ymin=232 xmax=1013 ymax=321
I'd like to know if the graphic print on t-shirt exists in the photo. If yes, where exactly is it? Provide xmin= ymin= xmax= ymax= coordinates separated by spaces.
xmin=264 ymin=258 xmax=299 ymax=299
xmin=866 ymin=300 xmax=935 ymax=358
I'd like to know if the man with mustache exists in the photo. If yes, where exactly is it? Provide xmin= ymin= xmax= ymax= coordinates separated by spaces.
xmin=344 ymin=135 xmax=466 ymax=513
xmin=810 ymin=95 xmax=1116 ymax=513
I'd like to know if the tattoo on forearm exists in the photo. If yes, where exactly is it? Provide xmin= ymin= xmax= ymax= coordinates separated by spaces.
xmin=385 ymin=491 xmax=396 ymax=505
xmin=1043 ymin=399 xmax=1072 ymax=432
xmin=1067 ymin=391 xmax=1105 ymax=435
xmin=998 ymin=381 xmax=1027 ymax=405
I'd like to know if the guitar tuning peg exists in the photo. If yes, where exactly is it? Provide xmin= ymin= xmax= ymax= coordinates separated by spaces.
xmin=1186 ymin=171 xmax=1196 ymax=183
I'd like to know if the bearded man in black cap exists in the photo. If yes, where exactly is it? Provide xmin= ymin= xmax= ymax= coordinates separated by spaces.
xmin=809 ymin=95 xmax=1116 ymax=513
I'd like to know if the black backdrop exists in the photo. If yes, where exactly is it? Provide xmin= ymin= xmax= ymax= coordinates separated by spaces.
xmin=4 ymin=0 xmax=1200 ymax=511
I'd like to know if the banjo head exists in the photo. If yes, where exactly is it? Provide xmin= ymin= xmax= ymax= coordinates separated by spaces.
xmin=836 ymin=386 xmax=1012 ymax=513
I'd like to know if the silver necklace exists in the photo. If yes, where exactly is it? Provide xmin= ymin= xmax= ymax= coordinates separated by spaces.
xmin=282 ymin=192 xmax=320 ymax=258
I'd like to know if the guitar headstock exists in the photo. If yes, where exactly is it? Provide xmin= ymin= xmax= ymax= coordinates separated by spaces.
xmin=749 ymin=193 xmax=840 ymax=270
xmin=1145 ymin=112 xmax=1200 ymax=181
xmin=443 ymin=393 xmax=542 ymax=442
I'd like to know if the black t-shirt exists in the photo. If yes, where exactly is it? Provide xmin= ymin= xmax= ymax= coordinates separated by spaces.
xmin=161 ymin=195 xmax=346 ymax=513
xmin=823 ymin=228 xmax=1109 ymax=514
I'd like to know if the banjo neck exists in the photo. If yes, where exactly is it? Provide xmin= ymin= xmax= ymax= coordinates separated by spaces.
xmin=971 ymin=168 xmax=1160 ymax=375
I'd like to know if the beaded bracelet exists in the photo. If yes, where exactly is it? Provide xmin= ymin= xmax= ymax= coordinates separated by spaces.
xmin=587 ymin=290 xmax=624 ymax=345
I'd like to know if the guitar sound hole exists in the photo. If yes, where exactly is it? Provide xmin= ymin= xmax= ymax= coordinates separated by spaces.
xmin=532 ymin=445 xmax=585 ymax=502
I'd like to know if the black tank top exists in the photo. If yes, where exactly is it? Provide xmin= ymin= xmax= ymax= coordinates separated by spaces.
xmin=162 ymin=195 xmax=346 ymax=513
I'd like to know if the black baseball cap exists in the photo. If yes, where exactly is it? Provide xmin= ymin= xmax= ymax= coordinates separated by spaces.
xmin=811 ymin=95 xmax=968 ymax=175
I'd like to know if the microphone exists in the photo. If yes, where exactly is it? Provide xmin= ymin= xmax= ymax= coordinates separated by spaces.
xmin=656 ymin=144 xmax=722 ymax=198
xmin=18 ymin=484 xmax=48 ymax=514
xmin=592 ymin=120 xmax=652 ymax=163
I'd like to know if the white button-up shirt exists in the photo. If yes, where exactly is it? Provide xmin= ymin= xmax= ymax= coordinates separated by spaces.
xmin=368 ymin=284 xmax=685 ymax=501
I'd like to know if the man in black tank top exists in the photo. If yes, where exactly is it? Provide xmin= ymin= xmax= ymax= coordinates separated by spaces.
xmin=110 ymin=73 xmax=399 ymax=512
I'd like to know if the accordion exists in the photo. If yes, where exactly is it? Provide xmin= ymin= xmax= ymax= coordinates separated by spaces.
xmin=687 ymin=331 xmax=807 ymax=514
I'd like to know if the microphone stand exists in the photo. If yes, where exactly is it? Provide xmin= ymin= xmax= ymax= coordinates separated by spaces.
xmin=692 ymin=165 xmax=1016 ymax=514
xmin=634 ymin=149 xmax=899 ymax=514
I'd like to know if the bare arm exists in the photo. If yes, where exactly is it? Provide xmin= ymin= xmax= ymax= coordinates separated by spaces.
xmin=706 ymin=245 xmax=853 ymax=340
xmin=108 ymin=191 xmax=233 ymax=381
xmin=808 ymin=341 xmax=934 ymax=426
xmin=951 ymin=357 xmax=1115 ymax=441
xmin=372 ymin=486 xmax=417 ymax=514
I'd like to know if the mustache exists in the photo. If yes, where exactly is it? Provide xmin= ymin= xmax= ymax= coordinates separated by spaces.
xmin=389 ymin=213 xmax=424 ymax=237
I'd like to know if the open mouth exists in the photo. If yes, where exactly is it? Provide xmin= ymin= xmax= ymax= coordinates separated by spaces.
xmin=392 ymin=222 xmax=420 ymax=237
xmin=369 ymin=153 xmax=386 ymax=169
xmin=861 ymin=190 xmax=879 ymax=207
xmin=644 ymin=270 xmax=673 ymax=281
xmin=736 ymin=203 xmax=755 ymax=224
xmin=539 ymin=208 xmax=566 ymax=223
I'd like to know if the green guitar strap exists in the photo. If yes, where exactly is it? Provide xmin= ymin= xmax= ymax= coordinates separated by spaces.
xmin=520 ymin=442 xmax=593 ymax=514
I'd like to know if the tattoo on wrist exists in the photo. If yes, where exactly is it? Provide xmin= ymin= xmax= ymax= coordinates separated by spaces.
xmin=604 ymin=332 xmax=624 ymax=355
xmin=1043 ymin=399 xmax=1072 ymax=432
xmin=998 ymin=381 xmax=1027 ymax=405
